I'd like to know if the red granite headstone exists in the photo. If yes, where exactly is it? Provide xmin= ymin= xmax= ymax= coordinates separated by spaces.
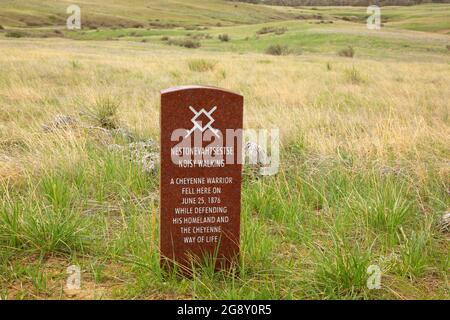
xmin=160 ymin=85 xmax=244 ymax=272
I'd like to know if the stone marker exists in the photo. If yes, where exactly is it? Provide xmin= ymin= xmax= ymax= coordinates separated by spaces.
xmin=160 ymin=85 xmax=243 ymax=272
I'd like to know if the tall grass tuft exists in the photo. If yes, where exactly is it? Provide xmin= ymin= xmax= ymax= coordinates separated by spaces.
xmin=188 ymin=59 xmax=216 ymax=72
xmin=309 ymin=232 xmax=372 ymax=299
xmin=41 ymin=173 xmax=74 ymax=212
xmin=88 ymin=97 xmax=121 ymax=129
xmin=397 ymin=231 xmax=430 ymax=278
xmin=346 ymin=174 xmax=415 ymax=244
xmin=344 ymin=67 xmax=366 ymax=84
xmin=0 ymin=193 xmax=89 ymax=256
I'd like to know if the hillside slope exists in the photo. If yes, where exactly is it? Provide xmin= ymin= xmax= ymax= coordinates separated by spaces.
xmin=0 ymin=0 xmax=295 ymax=28
xmin=273 ymin=3 xmax=450 ymax=33
xmin=232 ymin=0 xmax=450 ymax=6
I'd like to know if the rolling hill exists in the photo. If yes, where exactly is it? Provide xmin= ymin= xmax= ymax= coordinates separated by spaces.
xmin=0 ymin=0 xmax=295 ymax=28
xmin=232 ymin=0 xmax=450 ymax=6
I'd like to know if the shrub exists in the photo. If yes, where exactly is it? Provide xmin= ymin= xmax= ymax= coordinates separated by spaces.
xmin=25 ymin=21 xmax=41 ymax=27
xmin=274 ymin=28 xmax=287 ymax=35
xmin=446 ymin=44 xmax=450 ymax=51
xmin=188 ymin=59 xmax=216 ymax=72
xmin=160 ymin=36 xmax=169 ymax=41
xmin=342 ymin=16 xmax=356 ymax=22
xmin=5 ymin=31 xmax=27 ymax=38
xmin=257 ymin=26 xmax=287 ymax=35
xmin=265 ymin=44 xmax=290 ymax=56
xmin=181 ymin=39 xmax=201 ymax=48
xmin=257 ymin=26 xmax=273 ymax=34
xmin=167 ymin=38 xmax=201 ymax=49
xmin=188 ymin=33 xmax=211 ymax=40
xmin=338 ymin=46 xmax=355 ymax=58
xmin=0 ymin=25 xmax=4 ymax=30
xmin=218 ymin=34 xmax=230 ymax=42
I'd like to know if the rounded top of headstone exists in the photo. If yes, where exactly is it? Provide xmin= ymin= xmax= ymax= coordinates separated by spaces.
xmin=161 ymin=85 xmax=242 ymax=97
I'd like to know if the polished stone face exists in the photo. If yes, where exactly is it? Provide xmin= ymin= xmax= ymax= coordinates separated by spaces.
xmin=160 ymin=85 xmax=243 ymax=272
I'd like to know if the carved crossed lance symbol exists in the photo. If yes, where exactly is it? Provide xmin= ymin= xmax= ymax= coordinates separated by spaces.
xmin=184 ymin=106 xmax=220 ymax=138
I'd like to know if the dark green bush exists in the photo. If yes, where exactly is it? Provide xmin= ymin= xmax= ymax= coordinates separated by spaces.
xmin=180 ymin=39 xmax=201 ymax=48
xmin=338 ymin=46 xmax=355 ymax=58
xmin=218 ymin=34 xmax=230 ymax=42
xmin=265 ymin=44 xmax=290 ymax=56
xmin=257 ymin=26 xmax=287 ymax=35
xmin=167 ymin=38 xmax=201 ymax=48
xmin=5 ymin=31 xmax=27 ymax=38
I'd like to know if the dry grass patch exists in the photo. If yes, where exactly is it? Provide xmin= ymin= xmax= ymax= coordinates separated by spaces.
xmin=187 ymin=59 xmax=217 ymax=72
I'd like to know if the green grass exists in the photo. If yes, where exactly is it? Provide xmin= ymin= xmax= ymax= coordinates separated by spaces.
xmin=56 ymin=19 xmax=447 ymax=59
xmin=309 ymin=231 xmax=373 ymax=299
xmin=0 ymin=186 xmax=89 ymax=256
xmin=0 ymin=138 xmax=448 ymax=299
xmin=285 ymin=4 xmax=450 ymax=34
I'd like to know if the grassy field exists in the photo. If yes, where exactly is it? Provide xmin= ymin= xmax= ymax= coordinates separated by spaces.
xmin=0 ymin=1 xmax=449 ymax=300
xmin=0 ymin=0 xmax=295 ymax=28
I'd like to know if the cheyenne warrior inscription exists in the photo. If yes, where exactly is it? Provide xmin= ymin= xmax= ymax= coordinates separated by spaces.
xmin=160 ymin=86 xmax=243 ymax=271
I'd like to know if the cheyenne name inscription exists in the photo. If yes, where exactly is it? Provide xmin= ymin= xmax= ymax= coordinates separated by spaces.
xmin=172 ymin=146 xmax=234 ymax=168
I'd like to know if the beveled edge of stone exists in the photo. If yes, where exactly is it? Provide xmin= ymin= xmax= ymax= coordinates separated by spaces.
xmin=161 ymin=85 xmax=242 ymax=97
